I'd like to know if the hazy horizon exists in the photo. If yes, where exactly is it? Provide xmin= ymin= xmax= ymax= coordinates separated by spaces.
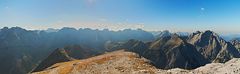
xmin=1 ymin=0 xmax=240 ymax=34
xmin=2 ymin=26 xmax=240 ymax=36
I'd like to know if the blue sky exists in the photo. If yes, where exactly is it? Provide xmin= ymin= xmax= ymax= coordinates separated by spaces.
xmin=0 ymin=0 xmax=240 ymax=33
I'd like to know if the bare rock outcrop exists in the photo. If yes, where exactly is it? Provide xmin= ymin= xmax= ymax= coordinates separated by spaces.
xmin=162 ymin=58 xmax=240 ymax=74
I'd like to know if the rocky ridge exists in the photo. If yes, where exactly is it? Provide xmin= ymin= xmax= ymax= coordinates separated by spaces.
xmin=32 ymin=50 xmax=159 ymax=74
xmin=187 ymin=30 xmax=240 ymax=63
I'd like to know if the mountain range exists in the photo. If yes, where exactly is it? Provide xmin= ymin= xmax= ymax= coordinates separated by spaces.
xmin=0 ymin=27 xmax=154 ymax=74
xmin=0 ymin=27 xmax=240 ymax=74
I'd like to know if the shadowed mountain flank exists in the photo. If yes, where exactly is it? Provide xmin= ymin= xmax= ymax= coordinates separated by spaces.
xmin=32 ymin=48 xmax=74 ymax=72
xmin=106 ymin=34 xmax=209 ymax=69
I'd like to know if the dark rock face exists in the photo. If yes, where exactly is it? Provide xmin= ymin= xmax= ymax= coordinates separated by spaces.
xmin=187 ymin=30 xmax=240 ymax=63
xmin=149 ymin=34 xmax=208 ymax=69
xmin=149 ymin=34 xmax=209 ymax=69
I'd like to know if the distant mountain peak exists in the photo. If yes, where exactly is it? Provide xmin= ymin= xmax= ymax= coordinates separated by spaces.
xmin=162 ymin=30 xmax=170 ymax=33
xmin=0 ymin=26 xmax=27 ymax=32
xmin=155 ymin=30 xmax=172 ymax=38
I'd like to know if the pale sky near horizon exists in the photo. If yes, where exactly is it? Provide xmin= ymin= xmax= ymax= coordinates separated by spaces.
xmin=1 ymin=0 xmax=240 ymax=34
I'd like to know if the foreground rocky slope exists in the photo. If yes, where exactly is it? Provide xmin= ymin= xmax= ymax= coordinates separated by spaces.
xmin=165 ymin=58 xmax=240 ymax=74
xmin=32 ymin=50 xmax=159 ymax=74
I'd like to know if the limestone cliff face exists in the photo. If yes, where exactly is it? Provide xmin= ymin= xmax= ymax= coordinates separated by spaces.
xmin=187 ymin=30 xmax=240 ymax=63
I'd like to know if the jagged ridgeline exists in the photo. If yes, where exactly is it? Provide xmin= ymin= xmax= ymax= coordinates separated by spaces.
xmin=106 ymin=30 xmax=240 ymax=69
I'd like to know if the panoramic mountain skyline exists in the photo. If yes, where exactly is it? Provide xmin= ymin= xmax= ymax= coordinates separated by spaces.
xmin=1 ymin=0 xmax=240 ymax=34
xmin=1 ymin=0 xmax=240 ymax=74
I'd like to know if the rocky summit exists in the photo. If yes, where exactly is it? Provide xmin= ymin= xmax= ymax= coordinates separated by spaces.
xmin=32 ymin=50 xmax=159 ymax=74
xmin=187 ymin=30 xmax=240 ymax=63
